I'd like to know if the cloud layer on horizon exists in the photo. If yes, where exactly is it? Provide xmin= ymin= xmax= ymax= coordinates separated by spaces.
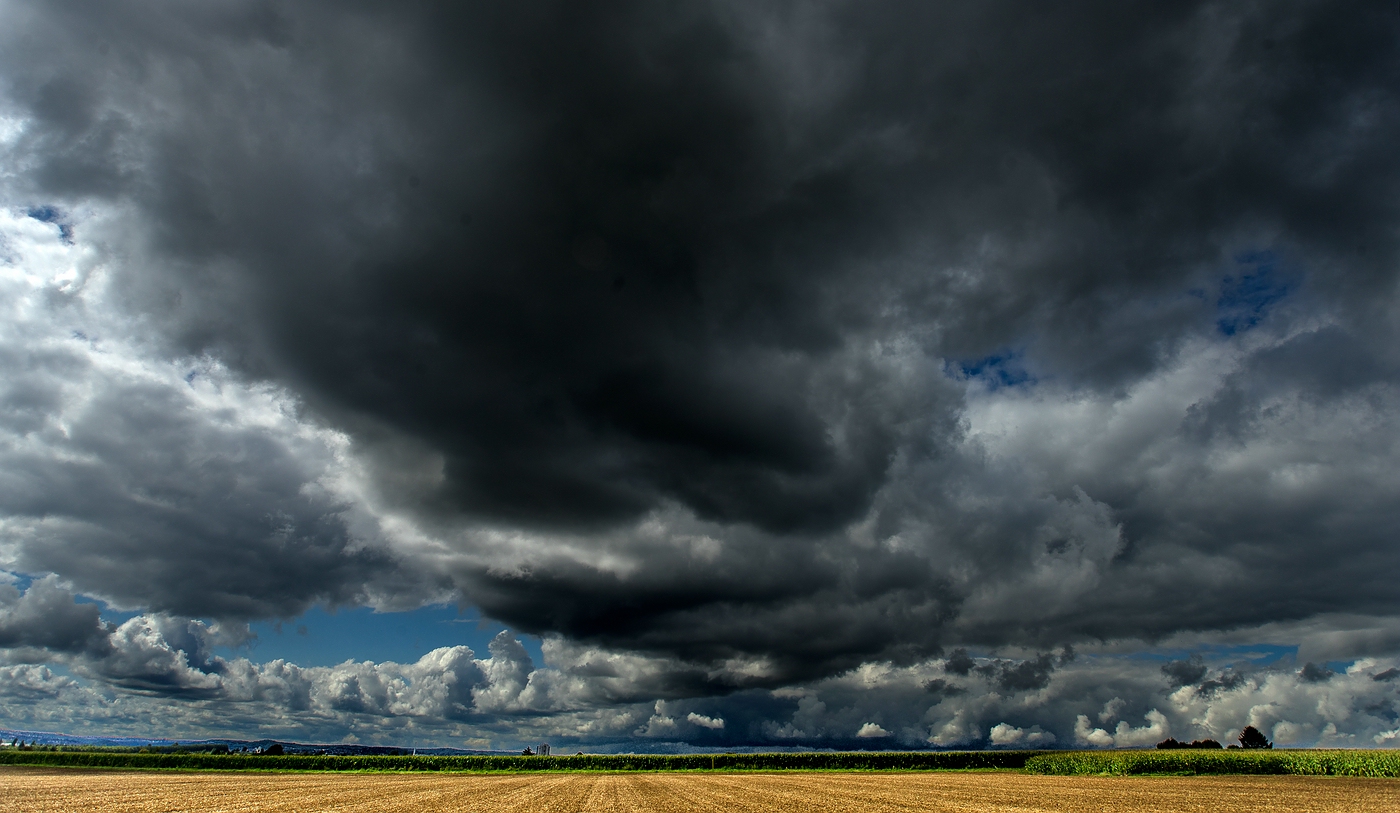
xmin=4 ymin=580 xmax=1400 ymax=751
xmin=0 ymin=0 xmax=1398 ymax=748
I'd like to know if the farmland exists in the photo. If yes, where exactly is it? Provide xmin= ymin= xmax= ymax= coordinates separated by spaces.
xmin=2 ymin=766 xmax=1396 ymax=812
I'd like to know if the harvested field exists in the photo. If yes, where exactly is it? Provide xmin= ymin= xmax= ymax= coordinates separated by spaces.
xmin=2 ymin=767 xmax=1396 ymax=813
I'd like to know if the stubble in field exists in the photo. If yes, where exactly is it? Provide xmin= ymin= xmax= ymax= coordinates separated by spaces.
xmin=1 ymin=767 xmax=1395 ymax=813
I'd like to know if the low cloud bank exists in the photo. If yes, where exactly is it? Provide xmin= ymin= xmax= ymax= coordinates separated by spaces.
xmin=3 ymin=580 xmax=1398 ymax=750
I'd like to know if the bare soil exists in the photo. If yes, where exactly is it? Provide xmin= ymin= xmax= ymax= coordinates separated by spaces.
xmin=1 ymin=766 xmax=1394 ymax=812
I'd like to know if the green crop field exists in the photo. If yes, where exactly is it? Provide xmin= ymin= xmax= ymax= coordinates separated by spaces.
xmin=1025 ymin=749 xmax=1400 ymax=777
xmin=4 ymin=747 xmax=1399 ymax=777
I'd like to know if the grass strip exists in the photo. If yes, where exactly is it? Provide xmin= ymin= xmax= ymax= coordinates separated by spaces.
xmin=1024 ymin=749 xmax=1400 ymax=778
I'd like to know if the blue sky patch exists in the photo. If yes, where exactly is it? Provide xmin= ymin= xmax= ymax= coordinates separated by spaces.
xmin=1216 ymin=252 xmax=1290 ymax=336
xmin=3 ymin=570 xmax=34 ymax=592
xmin=25 ymin=205 xmax=74 ymax=244
xmin=955 ymin=351 xmax=1034 ymax=390
xmin=1203 ymin=643 xmax=1299 ymax=666
xmin=1125 ymin=643 xmax=1300 ymax=666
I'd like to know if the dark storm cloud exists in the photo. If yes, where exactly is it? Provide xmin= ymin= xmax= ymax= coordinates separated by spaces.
xmin=2 ymin=0 xmax=1400 ymax=701
xmin=990 ymin=654 xmax=1059 ymax=693
xmin=1298 ymin=662 xmax=1335 ymax=683
xmin=0 ymin=576 xmax=107 ymax=654
xmin=1198 ymin=670 xmax=1249 ymax=698
xmin=943 ymin=650 xmax=976 ymax=677
xmin=12 ymin=0 xmax=1395 ymax=525
xmin=1162 ymin=655 xmax=1209 ymax=688
xmin=921 ymin=678 xmax=964 ymax=698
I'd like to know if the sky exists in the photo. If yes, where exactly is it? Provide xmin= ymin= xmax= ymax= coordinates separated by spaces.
xmin=0 ymin=0 xmax=1399 ymax=753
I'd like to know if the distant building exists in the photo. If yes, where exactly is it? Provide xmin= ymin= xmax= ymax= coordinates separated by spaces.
xmin=538 ymin=743 xmax=550 ymax=756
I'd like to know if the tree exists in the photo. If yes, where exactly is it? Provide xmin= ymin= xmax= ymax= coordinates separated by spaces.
xmin=1237 ymin=726 xmax=1272 ymax=749
xmin=1157 ymin=737 xmax=1222 ymax=749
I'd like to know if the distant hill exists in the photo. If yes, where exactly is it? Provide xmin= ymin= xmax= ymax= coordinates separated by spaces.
xmin=0 ymin=727 xmax=513 ymax=756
